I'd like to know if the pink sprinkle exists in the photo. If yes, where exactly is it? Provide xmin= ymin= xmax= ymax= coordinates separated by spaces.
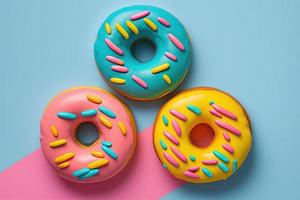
xmin=111 ymin=65 xmax=128 ymax=73
xmin=163 ymin=130 xmax=179 ymax=145
xmin=209 ymin=109 xmax=222 ymax=118
xmin=222 ymin=143 xmax=235 ymax=154
xmin=172 ymin=119 xmax=181 ymax=137
xmin=104 ymin=38 xmax=124 ymax=56
xmin=223 ymin=132 xmax=231 ymax=142
xmin=131 ymin=75 xmax=148 ymax=89
xmin=106 ymin=56 xmax=124 ymax=65
xmin=168 ymin=33 xmax=185 ymax=51
xmin=169 ymin=109 xmax=187 ymax=121
xmin=130 ymin=10 xmax=150 ymax=20
xmin=164 ymin=52 xmax=177 ymax=61
xmin=201 ymin=160 xmax=218 ymax=165
xmin=163 ymin=152 xmax=179 ymax=167
xmin=157 ymin=17 xmax=170 ymax=27
xmin=183 ymin=171 xmax=199 ymax=179
xmin=188 ymin=166 xmax=200 ymax=172
xmin=170 ymin=146 xmax=187 ymax=163
xmin=215 ymin=120 xmax=241 ymax=136
xmin=212 ymin=104 xmax=238 ymax=120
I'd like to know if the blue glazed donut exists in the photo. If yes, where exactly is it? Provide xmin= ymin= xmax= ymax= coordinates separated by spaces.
xmin=94 ymin=5 xmax=191 ymax=100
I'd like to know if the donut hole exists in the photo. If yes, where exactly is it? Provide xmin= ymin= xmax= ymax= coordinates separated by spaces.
xmin=190 ymin=123 xmax=215 ymax=148
xmin=131 ymin=38 xmax=156 ymax=63
xmin=75 ymin=122 xmax=99 ymax=147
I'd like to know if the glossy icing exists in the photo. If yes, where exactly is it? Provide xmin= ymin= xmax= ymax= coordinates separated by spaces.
xmin=94 ymin=5 xmax=191 ymax=100
xmin=40 ymin=87 xmax=137 ymax=183
xmin=153 ymin=87 xmax=252 ymax=183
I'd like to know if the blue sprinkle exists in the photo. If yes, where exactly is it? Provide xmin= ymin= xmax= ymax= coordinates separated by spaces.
xmin=101 ymin=145 xmax=118 ymax=160
xmin=57 ymin=112 xmax=77 ymax=120
xmin=98 ymin=106 xmax=116 ymax=119
xmin=218 ymin=163 xmax=229 ymax=173
xmin=102 ymin=141 xmax=112 ymax=147
xmin=213 ymin=151 xmax=229 ymax=163
xmin=163 ymin=163 xmax=167 ymax=169
xmin=233 ymin=160 xmax=238 ymax=173
xmin=72 ymin=167 xmax=90 ymax=177
xmin=189 ymin=155 xmax=196 ymax=161
xmin=187 ymin=105 xmax=201 ymax=115
xmin=79 ymin=169 xmax=99 ymax=180
xmin=162 ymin=115 xmax=168 ymax=126
xmin=80 ymin=109 xmax=97 ymax=117
xmin=209 ymin=100 xmax=215 ymax=105
xmin=159 ymin=140 xmax=167 ymax=150
xmin=202 ymin=167 xmax=213 ymax=177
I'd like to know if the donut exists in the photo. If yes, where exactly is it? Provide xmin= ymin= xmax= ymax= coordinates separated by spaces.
xmin=153 ymin=87 xmax=252 ymax=183
xmin=40 ymin=87 xmax=137 ymax=183
xmin=94 ymin=5 xmax=191 ymax=100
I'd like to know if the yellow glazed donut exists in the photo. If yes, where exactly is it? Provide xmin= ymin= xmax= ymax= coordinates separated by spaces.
xmin=153 ymin=87 xmax=252 ymax=183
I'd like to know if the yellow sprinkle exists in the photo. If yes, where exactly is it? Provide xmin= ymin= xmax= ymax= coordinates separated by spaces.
xmin=54 ymin=152 xmax=75 ymax=164
xmin=163 ymin=74 xmax=172 ymax=84
xmin=49 ymin=139 xmax=67 ymax=148
xmin=115 ymin=23 xmax=129 ymax=39
xmin=151 ymin=63 xmax=170 ymax=74
xmin=118 ymin=121 xmax=127 ymax=136
xmin=110 ymin=77 xmax=126 ymax=84
xmin=87 ymin=94 xmax=102 ymax=104
xmin=126 ymin=20 xmax=139 ymax=35
xmin=88 ymin=159 xmax=109 ymax=169
xmin=105 ymin=23 xmax=111 ymax=35
xmin=91 ymin=151 xmax=105 ymax=158
xmin=99 ymin=115 xmax=113 ymax=129
xmin=50 ymin=126 xmax=58 ymax=137
xmin=58 ymin=162 xmax=70 ymax=169
xmin=144 ymin=18 xmax=157 ymax=31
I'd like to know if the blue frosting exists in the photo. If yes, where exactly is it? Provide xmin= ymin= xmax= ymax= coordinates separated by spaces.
xmin=94 ymin=5 xmax=191 ymax=100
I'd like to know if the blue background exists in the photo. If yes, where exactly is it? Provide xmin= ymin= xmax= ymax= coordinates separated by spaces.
xmin=1 ymin=0 xmax=299 ymax=199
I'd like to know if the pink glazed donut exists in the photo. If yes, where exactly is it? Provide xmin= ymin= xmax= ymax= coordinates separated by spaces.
xmin=40 ymin=87 xmax=137 ymax=183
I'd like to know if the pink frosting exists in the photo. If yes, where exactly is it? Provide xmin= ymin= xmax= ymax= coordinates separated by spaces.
xmin=40 ymin=87 xmax=136 ymax=183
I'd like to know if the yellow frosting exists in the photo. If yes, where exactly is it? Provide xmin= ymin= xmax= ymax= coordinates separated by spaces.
xmin=153 ymin=87 xmax=252 ymax=183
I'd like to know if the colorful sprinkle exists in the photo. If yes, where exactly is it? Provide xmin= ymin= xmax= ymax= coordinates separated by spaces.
xmin=163 ymin=151 xmax=179 ymax=167
xmin=49 ymin=139 xmax=67 ymax=148
xmin=233 ymin=160 xmax=238 ymax=173
xmin=209 ymin=109 xmax=222 ymax=118
xmin=184 ymin=171 xmax=199 ymax=179
xmin=172 ymin=119 xmax=181 ymax=137
xmin=164 ymin=52 xmax=177 ymax=61
xmin=163 ymin=163 xmax=167 ymax=169
xmin=115 ymin=23 xmax=129 ymax=39
xmin=202 ymin=167 xmax=213 ymax=177
xmin=102 ymin=141 xmax=112 ymax=147
xmin=54 ymin=152 xmax=75 ymax=164
xmin=57 ymin=112 xmax=77 ymax=120
xmin=101 ymin=145 xmax=118 ymax=160
xmin=80 ymin=109 xmax=97 ymax=117
xmin=99 ymin=106 xmax=116 ymax=119
xmin=163 ymin=130 xmax=179 ymax=145
xmin=104 ymin=38 xmax=124 ymax=56
xmin=188 ymin=166 xmax=200 ymax=172
xmin=215 ymin=120 xmax=241 ymax=136
xmin=151 ymin=63 xmax=170 ymax=74
xmin=130 ymin=10 xmax=150 ymax=20
xmin=213 ymin=151 xmax=229 ymax=163
xmin=171 ymin=146 xmax=187 ymax=162
xmin=50 ymin=126 xmax=58 ymax=137
xmin=162 ymin=114 xmax=169 ymax=126
xmin=87 ymin=95 xmax=102 ymax=104
xmin=187 ymin=105 xmax=201 ymax=115
xmin=168 ymin=33 xmax=185 ymax=51
xmin=88 ymin=159 xmax=109 ymax=169
xmin=169 ymin=109 xmax=187 ymax=121
xmin=105 ymin=23 xmax=111 ymax=35
xmin=58 ymin=162 xmax=70 ymax=169
xmin=126 ymin=20 xmax=139 ymax=35
xmin=110 ymin=77 xmax=126 ymax=84
xmin=106 ymin=56 xmax=124 ymax=65
xmin=91 ymin=151 xmax=105 ymax=158
xmin=160 ymin=140 xmax=167 ymax=150
xmin=132 ymin=75 xmax=148 ymax=89
xmin=79 ymin=169 xmax=99 ymax=180
xmin=209 ymin=100 xmax=215 ymax=105
xmin=222 ymin=143 xmax=235 ymax=154
xmin=144 ymin=18 xmax=157 ymax=31
xmin=223 ymin=132 xmax=231 ymax=142
xmin=201 ymin=160 xmax=218 ymax=165
xmin=218 ymin=163 xmax=229 ymax=173
xmin=162 ymin=74 xmax=172 ymax=84
xmin=118 ymin=121 xmax=127 ymax=135
xmin=212 ymin=104 xmax=238 ymax=120
xmin=111 ymin=65 xmax=128 ymax=73
xmin=99 ymin=115 xmax=113 ymax=129
xmin=189 ymin=155 xmax=196 ymax=161
xmin=157 ymin=17 xmax=170 ymax=27
xmin=72 ymin=167 xmax=90 ymax=177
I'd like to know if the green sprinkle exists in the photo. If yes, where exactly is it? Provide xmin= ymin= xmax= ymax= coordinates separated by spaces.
xmin=218 ymin=163 xmax=229 ymax=173
xmin=162 ymin=115 xmax=169 ymax=126
xmin=209 ymin=100 xmax=215 ymax=105
xmin=213 ymin=150 xmax=229 ymax=163
xmin=233 ymin=160 xmax=238 ymax=173
xmin=159 ymin=140 xmax=167 ymax=150
xmin=189 ymin=155 xmax=196 ymax=161
xmin=163 ymin=163 xmax=167 ymax=169
xmin=187 ymin=105 xmax=201 ymax=115
xmin=202 ymin=167 xmax=213 ymax=177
